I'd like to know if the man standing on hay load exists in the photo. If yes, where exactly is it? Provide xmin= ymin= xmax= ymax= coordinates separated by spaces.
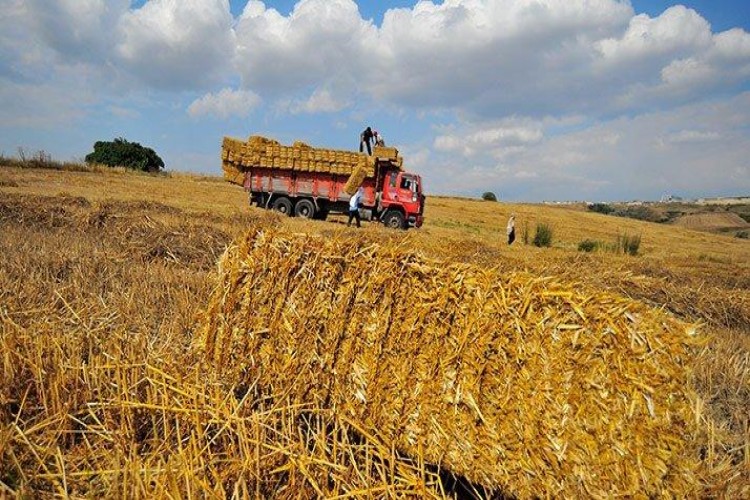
xmin=507 ymin=213 xmax=516 ymax=245
xmin=348 ymin=187 xmax=364 ymax=227
xmin=359 ymin=126 xmax=374 ymax=155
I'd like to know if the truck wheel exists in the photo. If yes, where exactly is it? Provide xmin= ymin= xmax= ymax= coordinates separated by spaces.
xmin=295 ymin=199 xmax=316 ymax=219
xmin=383 ymin=210 xmax=406 ymax=230
xmin=271 ymin=197 xmax=293 ymax=216
xmin=251 ymin=193 xmax=265 ymax=207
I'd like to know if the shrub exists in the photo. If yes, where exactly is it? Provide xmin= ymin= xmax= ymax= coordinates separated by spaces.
xmin=481 ymin=192 xmax=497 ymax=202
xmin=613 ymin=206 xmax=665 ymax=223
xmin=736 ymin=231 xmax=749 ymax=239
xmin=533 ymin=223 xmax=553 ymax=247
xmin=588 ymin=203 xmax=614 ymax=215
xmin=578 ymin=239 xmax=600 ymax=252
xmin=85 ymin=137 xmax=165 ymax=172
xmin=664 ymin=210 xmax=683 ymax=222
xmin=617 ymin=233 xmax=642 ymax=256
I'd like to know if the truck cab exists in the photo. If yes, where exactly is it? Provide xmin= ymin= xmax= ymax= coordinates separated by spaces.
xmin=376 ymin=169 xmax=424 ymax=229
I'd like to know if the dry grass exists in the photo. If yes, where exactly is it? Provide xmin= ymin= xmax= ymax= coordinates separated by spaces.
xmin=1 ymin=165 xmax=748 ymax=497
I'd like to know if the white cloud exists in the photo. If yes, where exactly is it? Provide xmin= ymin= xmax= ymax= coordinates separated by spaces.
xmin=391 ymin=2 xmax=745 ymax=117
xmin=7 ymin=0 xmax=750 ymax=117
xmin=712 ymin=28 xmax=750 ymax=60
xmin=24 ymin=0 xmax=130 ymax=64
xmin=234 ymin=0 xmax=377 ymax=94
xmin=471 ymin=127 xmax=543 ymax=146
xmin=0 ymin=0 xmax=62 ymax=82
xmin=433 ymin=135 xmax=461 ymax=152
xmin=108 ymin=105 xmax=140 ymax=119
xmin=514 ymin=170 xmax=539 ymax=179
xmin=596 ymin=6 xmax=712 ymax=64
xmin=226 ymin=1 xmax=750 ymax=119
xmin=372 ymin=0 xmax=632 ymax=112
xmin=3 ymin=0 xmax=237 ymax=92
xmin=596 ymin=10 xmax=750 ymax=109
xmin=435 ymin=122 xmax=543 ymax=158
xmin=116 ymin=0 xmax=235 ymax=90
xmin=661 ymin=129 xmax=720 ymax=145
xmin=660 ymin=57 xmax=714 ymax=88
xmin=286 ymin=87 xmax=351 ymax=114
xmin=419 ymin=92 xmax=750 ymax=201
xmin=188 ymin=88 xmax=261 ymax=119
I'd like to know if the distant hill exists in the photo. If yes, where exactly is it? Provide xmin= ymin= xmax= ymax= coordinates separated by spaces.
xmin=673 ymin=212 xmax=750 ymax=233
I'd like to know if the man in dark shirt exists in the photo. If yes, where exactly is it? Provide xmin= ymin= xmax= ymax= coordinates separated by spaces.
xmin=359 ymin=126 xmax=374 ymax=155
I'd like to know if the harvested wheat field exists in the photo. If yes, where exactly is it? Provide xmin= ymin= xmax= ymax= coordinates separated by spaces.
xmin=1 ymin=164 xmax=749 ymax=498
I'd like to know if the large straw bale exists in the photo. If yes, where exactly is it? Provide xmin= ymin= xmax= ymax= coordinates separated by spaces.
xmin=221 ymin=161 xmax=245 ymax=186
xmin=200 ymin=227 xmax=704 ymax=498
xmin=343 ymin=164 xmax=370 ymax=195
xmin=373 ymin=146 xmax=399 ymax=159
xmin=248 ymin=135 xmax=278 ymax=147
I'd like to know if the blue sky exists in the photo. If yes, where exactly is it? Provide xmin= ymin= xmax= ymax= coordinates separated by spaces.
xmin=1 ymin=1 xmax=749 ymax=201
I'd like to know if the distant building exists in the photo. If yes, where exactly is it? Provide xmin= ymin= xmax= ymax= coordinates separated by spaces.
xmin=660 ymin=194 xmax=683 ymax=203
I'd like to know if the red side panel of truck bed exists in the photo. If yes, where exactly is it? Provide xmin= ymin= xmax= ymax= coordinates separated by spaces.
xmin=244 ymin=169 xmax=377 ymax=206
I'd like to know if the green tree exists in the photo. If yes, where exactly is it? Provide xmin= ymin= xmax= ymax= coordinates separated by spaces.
xmin=481 ymin=192 xmax=497 ymax=201
xmin=85 ymin=137 xmax=165 ymax=172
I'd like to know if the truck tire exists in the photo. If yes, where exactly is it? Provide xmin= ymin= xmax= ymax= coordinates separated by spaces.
xmin=271 ymin=196 xmax=293 ymax=216
xmin=383 ymin=210 xmax=406 ymax=230
xmin=251 ymin=192 xmax=266 ymax=207
xmin=294 ymin=199 xmax=316 ymax=219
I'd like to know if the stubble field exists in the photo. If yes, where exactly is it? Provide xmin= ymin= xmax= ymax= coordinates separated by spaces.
xmin=1 ymin=164 xmax=748 ymax=498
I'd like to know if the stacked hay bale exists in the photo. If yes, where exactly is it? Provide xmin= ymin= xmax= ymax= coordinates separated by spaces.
xmin=373 ymin=145 xmax=404 ymax=168
xmin=199 ymin=226 xmax=703 ymax=498
xmin=221 ymin=136 xmax=400 ymax=191
xmin=342 ymin=163 xmax=370 ymax=195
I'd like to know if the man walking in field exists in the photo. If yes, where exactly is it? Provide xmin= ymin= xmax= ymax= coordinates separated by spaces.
xmin=348 ymin=187 xmax=364 ymax=228
xmin=507 ymin=213 xmax=516 ymax=245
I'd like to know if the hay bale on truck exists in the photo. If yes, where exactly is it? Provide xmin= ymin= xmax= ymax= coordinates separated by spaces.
xmin=199 ymin=225 xmax=705 ymax=498
xmin=221 ymin=135 xmax=425 ymax=229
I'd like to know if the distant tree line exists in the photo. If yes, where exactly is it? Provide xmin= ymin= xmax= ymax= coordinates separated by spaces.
xmin=85 ymin=138 xmax=164 ymax=172
xmin=588 ymin=203 xmax=668 ymax=223
xmin=588 ymin=203 xmax=615 ymax=215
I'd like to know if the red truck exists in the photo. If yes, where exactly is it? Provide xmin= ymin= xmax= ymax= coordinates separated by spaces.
xmin=226 ymin=142 xmax=425 ymax=229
